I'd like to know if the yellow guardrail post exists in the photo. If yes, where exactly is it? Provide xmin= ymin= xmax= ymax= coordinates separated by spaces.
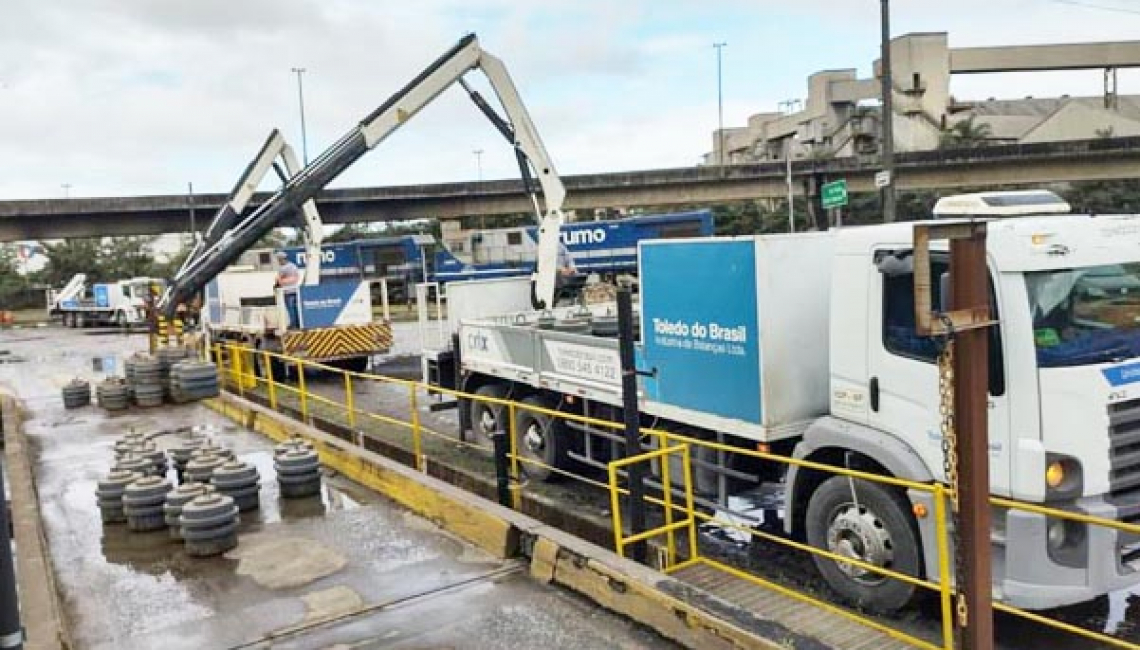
xmin=296 ymin=360 xmax=308 ymax=423
xmin=660 ymin=438 xmax=677 ymax=569
xmin=345 ymin=372 xmax=356 ymax=430
xmin=680 ymin=443 xmax=698 ymax=563
xmin=409 ymin=384 xmax=424 ymax=471
xmin=933 ymin=484 xmax=955 ymax=650
xmin=235 ymin=346 xmax=246 ymax=399
xmin=607 ymin=460 xmax=626 ymax=557
xmin=262 ymin=351 xmax=277 ymax=410
xmin=507 ymin=402 xmax=521 ymax=510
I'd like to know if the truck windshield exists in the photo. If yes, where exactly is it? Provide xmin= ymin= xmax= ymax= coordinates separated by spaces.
xmin=1028 ymin=263 xmax=1140 ymax=367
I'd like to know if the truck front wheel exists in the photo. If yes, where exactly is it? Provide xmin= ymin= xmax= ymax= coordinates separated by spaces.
xmin=513 ymin=395 xmax=568 ymax=482
xmin=805 ymin=476 xmax=922 ymax=614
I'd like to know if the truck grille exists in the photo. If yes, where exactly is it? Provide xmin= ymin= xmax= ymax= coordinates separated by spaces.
xmin=1109 ymin=398 xmax=1140 ymax=501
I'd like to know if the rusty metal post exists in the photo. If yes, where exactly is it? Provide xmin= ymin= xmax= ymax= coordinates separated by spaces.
xmin=951 ymin=232 xmax=994 ymax=649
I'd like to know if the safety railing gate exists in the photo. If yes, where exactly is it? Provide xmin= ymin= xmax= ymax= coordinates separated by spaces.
xmin=607 ymin=442 xmax=700 ymax=573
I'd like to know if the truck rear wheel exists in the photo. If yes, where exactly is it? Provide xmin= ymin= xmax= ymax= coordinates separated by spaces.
xmin=469 ymin=384 xmax=507 ymax=447
xmin=513 ymin=395 xmax=568 ymax=482
xmin=75 ymin=312 xmax=87 ymax=328
xmin=805 ymin=476 xmax=922 ymax=614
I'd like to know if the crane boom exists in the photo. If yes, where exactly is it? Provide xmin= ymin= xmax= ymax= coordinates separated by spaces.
xmin=160 ymin=129 xmax=323 ymax=317
xmin=159 ymin=33 xmax=566 ymax=320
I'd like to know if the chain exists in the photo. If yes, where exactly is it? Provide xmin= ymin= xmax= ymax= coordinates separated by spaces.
xmin=936 ymin=326 xmax=969 ymax=630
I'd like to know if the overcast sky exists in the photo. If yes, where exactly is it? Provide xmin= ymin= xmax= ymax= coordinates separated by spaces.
xmin=2 ymin=0 xmax=1139 ymax=200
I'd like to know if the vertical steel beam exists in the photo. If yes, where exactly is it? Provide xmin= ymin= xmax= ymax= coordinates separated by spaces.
xmin=617 ymin=287 xmax=648 ymax=562
xmin=950 ymin=232 xmax=994 ymax=649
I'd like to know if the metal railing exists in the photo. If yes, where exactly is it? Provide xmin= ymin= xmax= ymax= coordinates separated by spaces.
xmin=210 ymin=342 xmax=1140 ymax=650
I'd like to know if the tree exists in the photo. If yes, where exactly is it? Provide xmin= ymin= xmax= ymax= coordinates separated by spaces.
xmin=39 ymin=238 xmax=104 ymax=286
xmin=938 ymin=116 xmax=993 ymax=150
xmin=99 ymin=236 xmax=160 ymax=279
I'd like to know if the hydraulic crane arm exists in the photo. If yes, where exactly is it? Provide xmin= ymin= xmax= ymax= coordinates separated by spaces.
xmin=159 ymin=33 xmax=565 ymax=319
xmin=160 ymin=129 xmax=324 ymax=318
xmin=178 ymin=129 xmax=326 ymax=283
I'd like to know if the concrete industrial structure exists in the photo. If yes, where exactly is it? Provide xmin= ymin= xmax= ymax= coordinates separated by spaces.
xmin=708 ymin=32 xmax=1140 ymax=165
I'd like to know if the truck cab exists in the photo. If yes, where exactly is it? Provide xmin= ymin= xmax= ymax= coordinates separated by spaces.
xmin=811 ymin=194 xmax=1140 ymax=609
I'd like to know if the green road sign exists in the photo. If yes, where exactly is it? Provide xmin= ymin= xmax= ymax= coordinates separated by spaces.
xmin=821 ymin=179 xmax=848 ymax=209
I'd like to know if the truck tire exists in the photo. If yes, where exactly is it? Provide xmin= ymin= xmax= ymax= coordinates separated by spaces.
xmin=805 ymin=476 xmax=922 ymax=614
xmin=63 ymin=313 xmax=73 ymax=328
xmin=115 ymin=310 xmax=128 ymax=328
xmin=469 ymin=384 xmax=507 ymax=446
xmin=513 ymin=395 xmax=568 ymax=482
xmin=75 ymin=312 xmax=87 ymax=328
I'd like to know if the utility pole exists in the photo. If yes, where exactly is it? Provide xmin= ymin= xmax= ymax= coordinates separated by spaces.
xmin=187 ymin=181 xmax=197 ymax=242
xmin=60 ymin=183 xmax=71 ymax=199
xmin=714 ymin=42 xmax=727 ymax=170
xmin=780 ymin=99 xmax=800 ymax=233
xmin=786 ymin=136 xmax=795 ymax=232
xmin=473 ymin=149 xmax=484 ymax=182
xmin=291 ymin=67 xmax=309 ymax=165
xmin=879 ymin=0 xmax=897 ymax=222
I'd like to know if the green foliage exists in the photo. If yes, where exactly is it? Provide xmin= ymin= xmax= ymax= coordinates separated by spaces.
xmin=39 ymin=238 xmax=105 ymax=286
xmin=938 ymin=116 xmax=993 ymax=150
xmin=100 ymin=236 xmax=160 ymax=279
xmin=0 ymin=247 xmax=29 ymax=309
xmin=1062 ymin=179 xmax=1140 ymax=214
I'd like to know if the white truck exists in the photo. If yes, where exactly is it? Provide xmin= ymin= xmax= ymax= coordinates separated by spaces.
xmin=49 ymin=274 xmax=163 ymax=327
xmin=425 ymin=189 xmax=1140 ymax=613
xmin=203 ymin=243 xmax=392 ymax=372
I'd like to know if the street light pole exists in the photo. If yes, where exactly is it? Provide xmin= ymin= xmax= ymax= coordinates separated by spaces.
xmin=713 ymin=42 xmax=727 ymax=169
xmin=291 ymin=67 xmax=309 ymax=166
xmin=61 ymin=183 xmax=71 ymax=199
xmin=786 ymin=136 xmax=795 ymax=233
xmin=473 ymin=149 xmax=484 ymax=182
xmin=187 ymin=181 xmax=197 ymax=242
xmin=880 ymin=0 xmax=897 ymax=222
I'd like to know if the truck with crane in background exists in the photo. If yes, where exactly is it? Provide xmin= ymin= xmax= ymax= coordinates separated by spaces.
xmin=49 ymin=273 xmax=165 ymax=328
xmin=155 ymin=34 xmax=572 ymax=374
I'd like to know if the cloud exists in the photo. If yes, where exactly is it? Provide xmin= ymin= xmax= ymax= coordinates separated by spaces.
xmin=1 ymin=1 xmax=1138 ymax=200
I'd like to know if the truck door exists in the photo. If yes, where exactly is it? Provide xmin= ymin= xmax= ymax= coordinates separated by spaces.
xmin=866 ymin=249 xmax=1011 ymax=493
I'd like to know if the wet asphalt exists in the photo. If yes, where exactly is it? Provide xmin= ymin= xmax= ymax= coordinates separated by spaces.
xmin=0 ymin=324 xmax=675 ymax=650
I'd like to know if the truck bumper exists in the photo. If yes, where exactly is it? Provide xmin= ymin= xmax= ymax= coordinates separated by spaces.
xmin=999 ymin=493 xmax=1140 ymax=610
xmin=281 ymin=323 xmax=393 ymax=360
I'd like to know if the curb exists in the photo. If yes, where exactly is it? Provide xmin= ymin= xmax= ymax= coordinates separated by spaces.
xmin=206 ymin=392 xmax=821 ymax=650
xmin=2 ymin=395 xmax=71 ymax=650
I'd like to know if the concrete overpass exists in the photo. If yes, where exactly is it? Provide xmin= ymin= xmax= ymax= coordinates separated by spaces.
xmin=2 ymin=136 xmax=1140 ymax=241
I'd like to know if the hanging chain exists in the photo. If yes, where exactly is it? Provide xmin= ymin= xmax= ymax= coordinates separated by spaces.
xmin=936 ymin=325 xmax=969 ymax=631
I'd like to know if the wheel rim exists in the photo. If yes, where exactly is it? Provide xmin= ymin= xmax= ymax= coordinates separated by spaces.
xmin=478 ymin=408 xmax=498 ymax=436
xmin=826 ymin=502 xmax=894 ymax=586
xmin=524 ymin=421 xmax=546 ymax=457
